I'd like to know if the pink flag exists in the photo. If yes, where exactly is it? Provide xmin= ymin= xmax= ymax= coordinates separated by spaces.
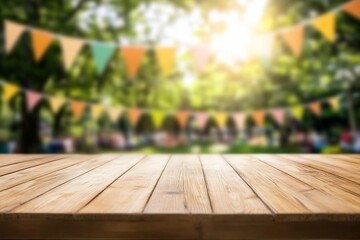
xmin=195 ymin=112 xmax=208 ymax=130
xmin=26 ymin=90 xmax=43 ymax=112
xmin=232 ymin=113 xmax=246 ymax=130
xmin=271 ymin=108 xmax=285 ymax=125
xmin=191 ymin=45 xmax=211 ymax=72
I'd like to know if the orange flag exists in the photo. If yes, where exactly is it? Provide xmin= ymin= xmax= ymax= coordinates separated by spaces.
xmin=59 ymin=36 xmax=84 ymax=70
xmin=4 ymin=20 xmax=25 ymax=53
xmin=31 ymin=29 xmax=54 ymax=61
xmin=309 ymin=102 xmax=321 ymax=116
xmin=71 ymin=101 xmax=86 ymax=120
xmin=343 ymin=0 xmax=360 ymax=20
xmin=252 ymin=111 xmax=265 ymax=126
xmin=128 ymin=108 xmax=142 ymax=127
xmin=176 ymin=111 xmax=189 ymax=129
xmin=121 ymin=46 xmax=146 ymax=78
xmin=281 ymin=24 xmax=304 ymax=57
xmin=155 ymin=47 xmax=175 ymax=77
xmin=312 ymin=12 xmax=336 ymax=42
xmin=214 ymin=112 xmax=228 ymax=129
xmin=49 ymin=97 xmax=66 ymax=113
xmin=108 ymin=107 xmax=123 ymax=123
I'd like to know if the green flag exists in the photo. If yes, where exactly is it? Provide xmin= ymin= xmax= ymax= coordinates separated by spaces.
xmin=90 ymin=42 xmax=116 ymax=75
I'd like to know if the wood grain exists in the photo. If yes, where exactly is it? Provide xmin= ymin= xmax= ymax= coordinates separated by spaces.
xmin=0 ymin=154 xmax=359 ymax=239
xmin=144 ymin=154 xmax=212 ymax=214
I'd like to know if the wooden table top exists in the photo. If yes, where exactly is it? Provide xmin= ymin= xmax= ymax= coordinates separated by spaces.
xmin=0 ymin=154 xmax=359 ymax=239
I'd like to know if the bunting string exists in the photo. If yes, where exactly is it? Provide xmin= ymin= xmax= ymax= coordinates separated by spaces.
xmin=0 ymin=79 xmax=344 ymax=130
xmin=3 ymin=0 xmax=360 ymax=76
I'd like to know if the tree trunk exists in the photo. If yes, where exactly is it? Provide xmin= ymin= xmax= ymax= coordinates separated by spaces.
xmin=19 ymin=93 xmax=42 ymax=153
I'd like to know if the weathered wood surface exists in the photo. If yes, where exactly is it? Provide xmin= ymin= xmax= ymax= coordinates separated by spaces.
xmin=0 ymin=154 xmax=359 ymax=239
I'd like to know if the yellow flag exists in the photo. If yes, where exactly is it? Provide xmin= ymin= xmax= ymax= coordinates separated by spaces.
xmin=155 ymin=47 xmax=175 ymax=77
xmin=328 ymin=97 xmax=340 ymax=111
xmin=5 ymin=20 xmax=25 ymax=53
xmin=312 ymin=12 xmax=336 ymax=42
xmin=31 ymin=29 xmax=54 ymax=61
xmin=151 ymin=110 xmax=165 ymax=128
xmin=214 ymin=112 xmax=228 ymax=129
xmin=2 ymin=83 xmax=20 ymax=102
xmin=107 ymin=107 xmax=123 ymax=123
xmin=49 ymin=97 xmax=66 ymax=113
xmin=59 ymin=36 xmax=84 ymax=70
xmin=281 ymin=25 xmax=304 ymax=57
xmin=91 ymin=104 xmax=104 ymax=120
xmin=252 ymin=111 xmax=265 ymax=126
xmin=291 ymin=105 xmax=304 ymax=120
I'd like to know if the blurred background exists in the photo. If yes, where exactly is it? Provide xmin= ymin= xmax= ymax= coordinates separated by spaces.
xmin=0 ymin=0 xmax=360 ymax=154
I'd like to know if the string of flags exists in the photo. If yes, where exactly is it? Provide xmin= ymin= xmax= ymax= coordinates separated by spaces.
xmin=1 ymin=80 xmax=342 ymax=130
xmin=4 ymin=0 xmax=360 ymax=76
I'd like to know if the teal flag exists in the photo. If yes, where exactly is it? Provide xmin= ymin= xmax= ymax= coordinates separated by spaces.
xmin=90 ymin=42 xmax=116 ymax=75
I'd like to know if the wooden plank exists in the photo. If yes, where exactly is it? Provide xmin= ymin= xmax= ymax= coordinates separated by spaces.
xmin=280 ymin=154 xmax=360 ymax=184
xmin=199 ymin=154 xmax=271 ymax=215
xmin=299 ymin=154 xmax=360 ymax=173
xmin=0 ymin=155 xmax=117 ymax=212
xmin=13 ymin=154 xmax=145 ymax=213
xmin=80 ymin=154 xmax=169 ymax=214
xmin=223 ymin=155 xmax=360 ymax=218
xmin=0 ymin=155 xmax=49 ymax=167
xmin=324 ymin=154 xmax=360 ymax=164
xmin=144 ymin=154 xmax=212 ymax=214
xmin=254 ymin=155 xmax=360 ymax=213
xmin=0 ymin=155 xmax=66 ymax=176
xmin=0 ymin=155 xmax=88 ymax=192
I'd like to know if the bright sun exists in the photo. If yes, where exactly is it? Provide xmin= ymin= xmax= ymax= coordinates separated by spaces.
xmin=210 ymin=0 xmax=269 ymax=66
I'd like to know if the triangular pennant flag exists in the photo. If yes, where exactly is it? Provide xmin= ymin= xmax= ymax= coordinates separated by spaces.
xmin=253 ymin=35 xmax=274 ymax=67
xmin=214 ymin=112 xmax=228 ymax=129
xmin=328 ymin=96 xmax=340 ymax=111
xmin=155 ymin=47 xmax=175 ymax=77
xmin=49 ymin=97 xmax=66 ymax=113
xmin=2 ymin=83 xmax=20 ymax=102
xmin=309 ymin=102 xmax=321 ymax=116
xmin=281 ymin=24 xmax=304 ymax=57
xmin=121 ymin=46 xmax=146 ymax=78
xmin=291 ymin=105 xmax=304 ymax=120
xmin=232 ymin=113 xmax=246 ymax=130
xmin=90 ymin=42 xmax=116 ymax=75
xmin=343 ymin=0 xmax=360 ymax=20
xmin=91 ymin=104 xmax=104 ymax=120
xmin=252 ymin=111 xmax=265 ymax=126
xmin=25 ymin=90 xmax=42 ymax=112
xmin=270 ymin=108 xmax=285 ymax=125
xmin=107 ymin=107 xmax=123 ymax=123
xmin=176 ymin=111 xmax=189 ymax=129
xmin=71 ymin=101 xmax=86 ymax=120
xmin=31 ymin=29 xmax=54 ymax=61
xmin=312 ymin=12 xmax=336 ymax=42
xmin=195 ymin=112 xmax=209 ymax=130
xmin=128 ymin=108 xmax=142 ymax=127
xmin=59 ymin=36 xmax=84 ymax=70
xmin=191 ymin=45 xmax=211 ymax=72
xmin=4 ymin=20 xmax=25 ymax=53
xmin=151 ymin=110 xmax=165 ymax=128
